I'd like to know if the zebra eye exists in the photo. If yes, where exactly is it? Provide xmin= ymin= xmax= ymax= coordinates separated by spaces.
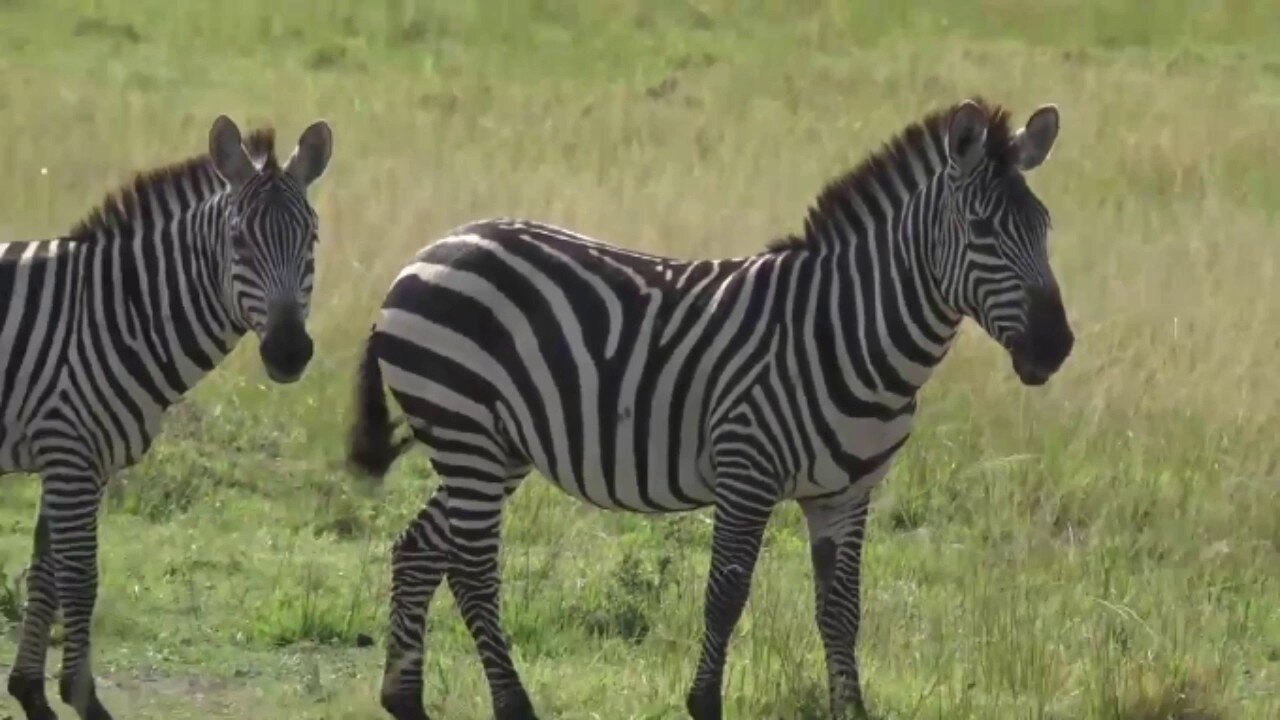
xmin=969 ymin=217 xmax=996 ymax=237
xmin=229 ymin=228 xmax=252 ymax=254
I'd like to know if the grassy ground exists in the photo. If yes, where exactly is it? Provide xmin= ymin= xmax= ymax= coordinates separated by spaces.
xmin=1 ymin=1 xmax=1278 ymax=718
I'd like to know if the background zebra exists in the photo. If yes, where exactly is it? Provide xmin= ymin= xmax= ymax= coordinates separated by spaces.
xmin=347 ymin=97 xmax=1073 ymax=720
xmin=1 ymin=116 xmax=332 ymax=720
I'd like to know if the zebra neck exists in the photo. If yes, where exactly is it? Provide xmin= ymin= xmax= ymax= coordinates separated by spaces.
xmin=79 ymin=191 xmax=244 ymax=406
xmin=786 ymin=187 xmax=963 ymax=405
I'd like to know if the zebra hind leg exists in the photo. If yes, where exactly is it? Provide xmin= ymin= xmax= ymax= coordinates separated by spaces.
xmin=800 ymin=493 xmax=871 ymax=720
xmin=7 ymin=511 xmax=60 ymax=720
xmin=442 ymin=466 xmax=537 ymax=720
xmin=685 ymin=477 xmax=777 ymax=720
xmin=380 ymin=491 xmax=451 ymax=720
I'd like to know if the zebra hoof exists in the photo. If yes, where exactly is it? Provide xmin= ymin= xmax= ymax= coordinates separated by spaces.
xmin=57 ymin=673 xmax=113 ymax=720
xmin=494 ymin=691 xmax=539 ymax=720
xmin=7 ymin=673 xmax=58 ymax=720
xmin=84 ymin=698 xmax=114 ymax=720
xmin=832 ymin=700 xmax=870 ymax=720
xmin=685 ymin=688 xmax=722 ymax=720
xmin=380 ymin=690 xmax=430 ymax=720
xmin=830 ymin=674 xmax=868 ymax=720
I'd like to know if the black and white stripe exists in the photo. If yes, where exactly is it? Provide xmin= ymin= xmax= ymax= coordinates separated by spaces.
xmin=2 ymin=116 xmax=332 ymax=720
xmin=349 ymin=98 xmax=1074 ymax=720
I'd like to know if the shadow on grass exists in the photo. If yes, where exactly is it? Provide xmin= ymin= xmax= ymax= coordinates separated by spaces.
xmin=746 ymin=680 xmax=893 ymax=720
xmin=1105 ymin=669 xmax=1224 ymax=720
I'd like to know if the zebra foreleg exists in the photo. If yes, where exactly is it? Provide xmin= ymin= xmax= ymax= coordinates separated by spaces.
xmin=443 ymin=468 xmax=536 ymax=720
xmin=7 ymin=510 xmax=60 ymax=720
xmin=800 ymin=492 xmax=870 ymax=720
xmin=381 ymin=492 xmax=451 ymax=720
xmin=686 ymin=478 xmax=777 ymax=720
xmin=43 ymin=470 xmax=112 ymax=720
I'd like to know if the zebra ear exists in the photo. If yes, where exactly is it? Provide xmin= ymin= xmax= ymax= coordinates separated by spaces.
xmin=209 ymin=115 xmax=256 ymax=188
xmin=946 ymin=100 xmax=988 ymax=177
xmin=1012 ymin=104 xmax=1059 ymax=172
xmin=285 ymin=120 xmax=333 ymax=189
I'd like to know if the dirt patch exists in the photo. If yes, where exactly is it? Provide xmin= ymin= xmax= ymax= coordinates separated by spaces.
xmin=0 ymin=664 xmax=240 ymax=718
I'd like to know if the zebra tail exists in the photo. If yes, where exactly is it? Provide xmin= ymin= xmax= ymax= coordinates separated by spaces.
xmin=346 ymin=330 xmax=411 ymax=480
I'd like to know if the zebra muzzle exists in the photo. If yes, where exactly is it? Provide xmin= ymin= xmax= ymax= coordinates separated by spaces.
xmin=259 ymin=316 xmax=314 ymax=384
xmin=1010 ymin=286 xmax=1073 ymax=386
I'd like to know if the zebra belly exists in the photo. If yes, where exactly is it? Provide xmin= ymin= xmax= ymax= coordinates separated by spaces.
xmin=0 ymin=419 xmax=35 ymax=474
xmin=390 ymin=384 xmax=717 ymax=513
xmin=396 ymin=376 xmax=718 ymax=514
xmin=522 ymin=449 xmax=716 ymax=513
xmin=376 ymin=304 xmax=721 ymax=513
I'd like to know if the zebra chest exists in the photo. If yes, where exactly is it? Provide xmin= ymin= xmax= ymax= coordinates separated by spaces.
xmin=790 ymin=410 xmax=916 ymax=499
xmin=87 ymin=414 xmax=165 ymax=473
xmin=829 ymin=410 xmax=916 ymax=459
xmin=33 ymin=379 xmax=169 ymax=474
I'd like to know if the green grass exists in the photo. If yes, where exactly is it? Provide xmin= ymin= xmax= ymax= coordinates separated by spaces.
xmin=1 ymin=1 xmax=1279 ymax=718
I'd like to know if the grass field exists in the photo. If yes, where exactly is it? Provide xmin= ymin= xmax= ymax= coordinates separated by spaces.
xmin=1 ymin=1 xmax=1278 ymax=718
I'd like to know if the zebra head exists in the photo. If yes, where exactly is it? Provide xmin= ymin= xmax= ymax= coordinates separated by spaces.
xmin=208 ymin=116 xmax=333 ymax=384
xmin=938 ymin=100 xmax=1073 ymax=386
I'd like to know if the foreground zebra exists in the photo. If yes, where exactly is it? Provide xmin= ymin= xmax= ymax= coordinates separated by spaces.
xmin=1 ymin=117 xmax=332 ymax=720
xmin=348 ymin=98 xmax=1073 ymax=720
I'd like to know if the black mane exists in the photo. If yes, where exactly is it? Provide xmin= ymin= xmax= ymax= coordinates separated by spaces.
xmin=68 ymin=127 xmax=278 ymax=239
xmin=766 ymin=98 xmax=1015 ymax=252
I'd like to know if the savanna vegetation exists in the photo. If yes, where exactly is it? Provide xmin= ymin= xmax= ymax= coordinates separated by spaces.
xmin=0 ymin=1 xmax=1277 ymax=718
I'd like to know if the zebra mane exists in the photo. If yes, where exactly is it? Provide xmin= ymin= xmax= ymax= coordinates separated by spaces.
xmin=766 ymin=98 xmax=1015 ymax=252
xmin=68 ymin=127 xmax=278 ymax=240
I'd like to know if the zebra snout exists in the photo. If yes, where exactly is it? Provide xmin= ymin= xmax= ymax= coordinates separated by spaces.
xmin=1011 ymin=285 xmax=1073 ymax=386
xmin=259 ymin=319 xmax=314 ymax=384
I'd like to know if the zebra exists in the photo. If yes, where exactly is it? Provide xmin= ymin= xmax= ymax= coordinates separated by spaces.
xmin=346 ymin=97 xmax=1073 ymax=720
xmin=1 ymin=115 xmax=333 ymax=720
